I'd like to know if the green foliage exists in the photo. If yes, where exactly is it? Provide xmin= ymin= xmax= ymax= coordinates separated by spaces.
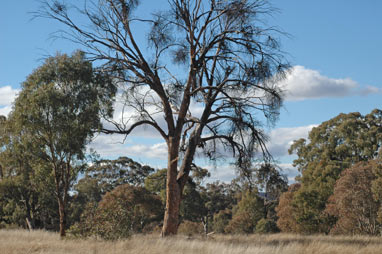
xmin=86 ymin=157 xmax=155 ymax=192
xmin=288 ymin=110 xmax=382 ymax=233
xmin=0 ymin=124 xmax=59 ymax=231
xmin=70 ymin=184 xmax=163 ymax=240
xmin=144 ymin=168 xmax=167 ymax=202
xmin=255 ymin=164 xmax=288 ymax=200
xmin=10 ymin=51 xmax=115 ymax=163
xmin=69 ymin=157 xmax=155 ymax=225
xmin=180 ymin=180 xmax=207 ymax=222
xmin=212 ymin=209 xmax=232 ymax=234
xmin=204 ymin=181 xmax=237 ymax=216
xmin=225 ymin=190 xmax=265 ymax=234
xmin=2 ymin=51 xmax=116 ymax=236
xmin=255 ymin=218 xmax=279 ymax=234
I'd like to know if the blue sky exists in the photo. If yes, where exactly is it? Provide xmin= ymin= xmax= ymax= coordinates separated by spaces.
xmin=1 ymin=0 xmax=382 ymax=182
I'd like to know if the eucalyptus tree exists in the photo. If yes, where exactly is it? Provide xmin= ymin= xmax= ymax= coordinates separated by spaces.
xmin=288 ymin=109 xmax=382 ymax=233
xmin=8 ymin=51 xmax=115 ymax=237
xmin=38 ymin=0 xmax=289 ymax=235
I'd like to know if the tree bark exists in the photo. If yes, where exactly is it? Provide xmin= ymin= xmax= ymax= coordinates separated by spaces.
xmin=58 ymin=198 xmax=66 ymax=237
xmin=162 ymin=138 xmax=182 ymax=236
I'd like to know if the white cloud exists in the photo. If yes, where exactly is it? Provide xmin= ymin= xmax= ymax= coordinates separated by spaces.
xmin=88 ymin=133 xmax=131 ymax=157
xmin=0 ymin=105 xmax=12 ymax=116
xmin=0 ymin=86 xmax=19 ymax=106
xmin=203 ymin=164 xmax=236 ymax=183
xmin=281 ymin=66 xmax=381 ymax=101
xmin=278 ymin=163 xmax=299 ymax=183
xmin=0 ymin=86 xmax=19 ymax=116
xmin=89 ymin=133 xmax=168 ymax=160
xmin=267 ymin=124 xmax=317 ymax=157
xmin=123 ymin=143 xmax=168 ymax=160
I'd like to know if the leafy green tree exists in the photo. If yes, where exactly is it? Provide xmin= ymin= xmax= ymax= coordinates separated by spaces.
xmin=212 ymin=209 xmax=232 ymax=233
xmin=86 ymin=157 xmax=155 ymax=191
xmin=70 ymin=184 xmax=163 ymax=240
xmin=144 ymin=168 xmax=168 ymax=202
xmin=255 ymin=218 xmax=279 ymax=234
xmin=289 ymin=110 xmax=382 ymax=233
xmin=225 ymin=189 xmax=265 ymax=234
xmin=69 ymin=156 xmax=155 ymax=224
xmin=201 ymin=181 xmax=237 ymax=234
xmin=0 ymin=117 xmax=59 ymax=230
xmin=39 ymin=0 xmax=289 ymax=235
xmin=7 ymin=51 xmax=115 ymax=237
xmin=68 ymin=178 xmax=102 ymax=227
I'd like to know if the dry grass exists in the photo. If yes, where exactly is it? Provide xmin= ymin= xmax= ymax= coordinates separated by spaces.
xmin=1 ymin=229 xmax=382 ymax=254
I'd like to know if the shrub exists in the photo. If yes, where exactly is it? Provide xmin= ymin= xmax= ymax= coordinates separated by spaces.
xmin=255 ymin=218 xmax=279 ymax=234
xmin=69 ymin=184 xmax=162 ymax=240
xmin=212 ymin=209 xmax=232 ymax=233
xmin=178 ymin=220 xmax=204 ymax=236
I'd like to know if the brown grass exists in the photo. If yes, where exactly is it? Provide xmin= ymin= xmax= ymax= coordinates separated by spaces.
xmin=1 ymin=229 xmax=382 ymax=254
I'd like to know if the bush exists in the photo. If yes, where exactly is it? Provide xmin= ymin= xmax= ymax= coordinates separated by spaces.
xmin=255 ymin=218 xmax=279 ymax=234
xmin=178 ymin=221 xmax=204 ymax=236
xmin=212 ymin=209 xmax=232 ymax=233
xmin=69 ymin=184 xmax=163 ymax=240
xmin=225 ymin=190 xmax=265 ymax=234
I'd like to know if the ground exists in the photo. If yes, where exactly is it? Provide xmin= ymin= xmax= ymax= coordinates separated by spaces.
xmin=1 ymin=229 xmax=381 ymax=254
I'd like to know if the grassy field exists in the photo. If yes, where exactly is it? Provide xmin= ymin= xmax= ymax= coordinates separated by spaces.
xmin=1 ymin=229 xmax=382 ymax=254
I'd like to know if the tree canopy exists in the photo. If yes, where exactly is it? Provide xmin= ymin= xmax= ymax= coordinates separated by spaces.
xmin=4 ymin=51 xmax=115 ymax=236
xmin=282 ymin=109 xmax=382 ymax=233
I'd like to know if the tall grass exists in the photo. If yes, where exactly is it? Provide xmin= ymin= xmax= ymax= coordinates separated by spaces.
xmin=1 ymin=229 xmax=382 ymax=254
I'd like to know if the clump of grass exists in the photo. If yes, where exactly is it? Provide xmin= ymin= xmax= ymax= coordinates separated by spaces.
xmin=1 ymin=229 xmax=382 ymax=254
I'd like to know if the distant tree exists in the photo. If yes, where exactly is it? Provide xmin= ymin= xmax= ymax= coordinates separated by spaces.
xmin=255 ymin=163 xmax=288 ymax=201
xmin=326 ymin=161 xmax=381 ymax=235
xmin=71 ymin=184 xmax=163 ymax=239
xmin=212 ymin=209 xmax=232 ymax=233
xmin=7 ymin=51 xmax=115 ymax=237
xmin=255 ymin=218 xmax=278 ymax=234
xmin=38 ymin=0 xmax=289 ymax=235
xmin=289 ymin=110 xmax=382 ymax=233
xmin=70 ymin=156 xmax=156 ymax=223
xmin=201 ymin=181 xmax=237 ymax=233
xmin=86 ymin=157 xmax=155 ymax=191
xmin=225 ymin=189 xmax=265 ymax=234
xmin=144 ymin=168 xmax=168 ymax=202
xmin=275 ymin=183 xmax=301 ymax=233
xmin=69 ymin=178 xmax=102 ymax=226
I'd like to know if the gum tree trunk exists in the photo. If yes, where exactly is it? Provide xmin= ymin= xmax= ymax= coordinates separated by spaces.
xmin=58 ymin=198 xmax=66 ymax=237
xmin=162 ymin=138 xmax=182 ymax=236
xmin=161 ymin=129 xmax=202 ymax=236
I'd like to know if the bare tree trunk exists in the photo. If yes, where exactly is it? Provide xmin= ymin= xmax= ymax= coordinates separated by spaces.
xmin=201 ymin=216 xmax=208 ymax=236
xmin=162 ymin=139 xmax=182 ymax=236
xmin=58 ymin=198 xmax=66 ymax=237
xmin=25 ymin=217 xmax=33 ymax=231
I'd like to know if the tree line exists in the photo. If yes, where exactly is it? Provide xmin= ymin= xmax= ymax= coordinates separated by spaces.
xmin=276 ymin=109 xmax=382 ymax=235
xmin=2 ymin=0 xmax=381 ymax=238
xmin=1 ymin=52 xmax=382 ymax=237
